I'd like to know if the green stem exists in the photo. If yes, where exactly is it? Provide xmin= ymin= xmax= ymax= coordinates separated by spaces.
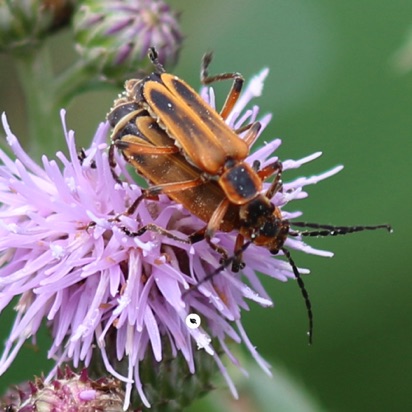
xmin=13 ymin=45 xmax=108 ymax=159
xmin=14 ymin=45 xmax=62 ymax=159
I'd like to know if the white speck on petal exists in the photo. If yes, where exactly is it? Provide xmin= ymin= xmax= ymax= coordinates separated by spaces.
xmin=196 ymin=332 xmax=213 ymax=353
xmin=50 ymin=243 xmax=65 ymax=259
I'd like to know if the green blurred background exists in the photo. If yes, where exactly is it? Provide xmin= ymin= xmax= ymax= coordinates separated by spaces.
xmin=0 ymin=1 xmax=410 ymax=411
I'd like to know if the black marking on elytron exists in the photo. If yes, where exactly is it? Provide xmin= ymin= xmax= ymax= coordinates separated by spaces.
xmin=146 ymin=88 xmax=209 ymax=145
xmin=148 ymin=89 xmax=175 ymax=114
xmin=170 ymin=77 xmax=212 ymax=120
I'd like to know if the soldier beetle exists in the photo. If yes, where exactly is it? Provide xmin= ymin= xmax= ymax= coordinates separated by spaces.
xmin=107 ymin=49 xmax=391 ymax=343
xmin=109 ymin=48 xmax=288 ymax=262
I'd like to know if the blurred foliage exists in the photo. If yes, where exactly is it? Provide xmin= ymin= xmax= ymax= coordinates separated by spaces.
xmin=0 ymin=1 xmax=410 ymax=411
xmin=187 ymin=359 xmax=327 ymax=412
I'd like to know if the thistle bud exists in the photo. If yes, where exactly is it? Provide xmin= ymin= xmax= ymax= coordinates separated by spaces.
xmin=0 ymin=0 xmax=75 ymax=53
xmin=0 ymin=367 xmax=125 ymax=411
xmin=73 ymin=0 xmax=183 ymax=82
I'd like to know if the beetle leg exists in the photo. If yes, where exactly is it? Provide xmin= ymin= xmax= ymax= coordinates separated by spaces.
xmin=204 ymin=198 xmax=232 ymax=260
xmin=77 ymin=148 xmax=96 ymax=169
xmin=189 ymin=198 xmax=232 ymax=260
xmin=251 ymin=159 xmax=261 ymax=171
xmin=205 ymin=198 xmax=230 ymax=238
xmin=146 ymin=178 xmax=205 ymax=196
xmin=85 ymin=218 xmax=189 ymax=244
xmin=236 ymin=122 xmax=262 ymax=148
xmin=258 ymin=159 xmax=282 ymax=181
xmin=231 ymin=233 xmax=246 ymax=272
xmin=84 ymin=220 xmax=190 ymax=245
xmin=201 ymin=52 xmax=245 ymax=120
xmin=108 ymin=142 xmax=117 ymax=169
xmin=188 ymin=226 xmax=229 ymax=261
xmin=182 ymin=240 xmax=252 ymax=299
xmin=118 ymin=223 xmax=190 ymax=244
xmin=108 ymin=177 xmax=205 ymax=223
xmin=123 ymin=177 xmax=205 ymax=217
xmin=108 ymin=143 xmax=125 ymax=184
xmin=259 ymin=160 xmax=284 ymax=199
xmin=115 ymin=136 xmax=179 ymax=155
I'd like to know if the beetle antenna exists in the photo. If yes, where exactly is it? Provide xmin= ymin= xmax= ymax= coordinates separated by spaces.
xmin=281 ymin=247 xmax=313 ymax=345
xmin=182 ymin=241 xmax=252 ymax=298
xmin=148 ymin=47 xmax=165 ymax=73
xmin=201 ymin=51 xmax=214 ymax=82
xmin=290 ymin=222 xmax=392 ymax=237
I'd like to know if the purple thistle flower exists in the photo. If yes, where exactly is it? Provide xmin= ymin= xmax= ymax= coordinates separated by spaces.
xmin=0 ymin=69 xmax=341 ymax=409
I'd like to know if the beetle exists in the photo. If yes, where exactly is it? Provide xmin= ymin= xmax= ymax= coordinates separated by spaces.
xmin=106 ymin=49 xmax=392 ymax=343
xmin=109 ymin=48 xmax=288 ymax=264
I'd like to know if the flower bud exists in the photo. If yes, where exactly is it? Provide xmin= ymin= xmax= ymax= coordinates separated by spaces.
xmin=0 ymin=0 xmax=75 ymax=53
xmin=118 ymin=338 xmax=218 ymax=409
xmin=73 ymin=0 xmax=183 ymax=82
xmin=0 ymin=367 xmax=125 ymax=411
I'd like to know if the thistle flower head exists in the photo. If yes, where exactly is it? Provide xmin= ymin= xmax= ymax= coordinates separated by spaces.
xmin=0 ymin=69 xmax=340 ymax=409
xmin=74 ymin=0 xmax=183 ymax=81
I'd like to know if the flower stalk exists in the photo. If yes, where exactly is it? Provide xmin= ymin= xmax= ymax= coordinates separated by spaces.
xmin=14 ymin=44 xmax=62 ymax=158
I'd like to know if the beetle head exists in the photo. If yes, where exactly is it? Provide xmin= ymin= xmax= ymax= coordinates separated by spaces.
xmin=239 ymin=196 xmax=289 ymax=253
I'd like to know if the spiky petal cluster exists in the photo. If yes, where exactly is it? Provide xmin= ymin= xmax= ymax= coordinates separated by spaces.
xmin=0 ymin=70 xmax=340 ymax=409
